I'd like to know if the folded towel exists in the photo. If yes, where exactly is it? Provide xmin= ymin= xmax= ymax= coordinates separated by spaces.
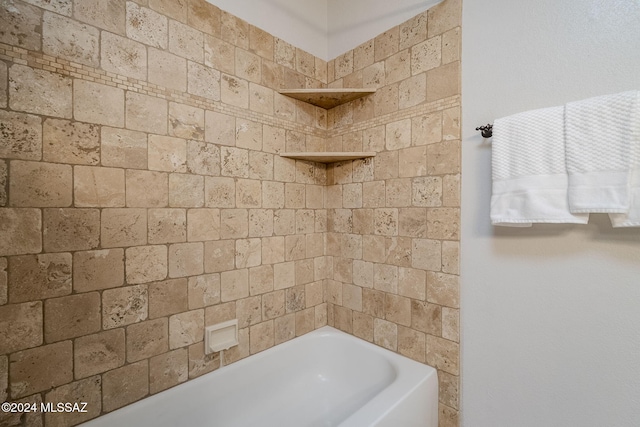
xmin=565 ymin=91 xmax=638 ymax=213
xmin=609 ymin=90 xmax=640 ymax=227
xmin=491 ymin=106 xmax=589 ymax=226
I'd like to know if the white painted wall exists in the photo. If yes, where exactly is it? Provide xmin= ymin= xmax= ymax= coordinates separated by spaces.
xmin=461 ymin=1 xmax=640 ymax=426
xmin=205 ymin=0 xmax=444 ymax=60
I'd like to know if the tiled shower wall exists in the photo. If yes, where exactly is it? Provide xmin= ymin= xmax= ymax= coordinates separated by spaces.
xmin=0 ymin=0 xmax=460 ymax=426
xmin=323 ymin=1 xmax=461 ymax=425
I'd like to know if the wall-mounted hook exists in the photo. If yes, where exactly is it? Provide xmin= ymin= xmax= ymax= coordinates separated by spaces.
xmin=476 ymin=124 xmax=493 ymax=138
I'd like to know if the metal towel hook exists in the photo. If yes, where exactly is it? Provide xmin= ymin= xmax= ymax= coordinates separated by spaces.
xmin=476 ymin=124 xmax=493 ymax=138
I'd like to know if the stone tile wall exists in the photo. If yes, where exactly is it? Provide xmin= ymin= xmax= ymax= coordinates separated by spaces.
xmin=0 ymin=0 xmax=460 ymax=426
xmin=322 ymin=1 xmax=461 ymax=426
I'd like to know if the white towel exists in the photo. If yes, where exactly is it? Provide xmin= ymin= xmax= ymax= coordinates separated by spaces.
xmin=491 ymin=106 xmax=589 ymax=227
xmin=565 ymin=91 xmax=638 ymax=213
xmin=609 ymin=90 xmax=640 ymax=227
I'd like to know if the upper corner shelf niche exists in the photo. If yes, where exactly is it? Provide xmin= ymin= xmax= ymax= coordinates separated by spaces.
xmin=278 ymin=88 xmax=376 ymax=109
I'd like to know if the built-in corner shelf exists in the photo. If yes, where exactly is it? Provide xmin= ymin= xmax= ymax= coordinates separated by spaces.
xmin=279 ymin=152 xmax=376 ymax=164
xmin=278 ymin=88 xmax=376 ymax=109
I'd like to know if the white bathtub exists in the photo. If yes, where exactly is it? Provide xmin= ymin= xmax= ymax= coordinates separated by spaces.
xmin=83 ymin=326 xmax=438 ymax=427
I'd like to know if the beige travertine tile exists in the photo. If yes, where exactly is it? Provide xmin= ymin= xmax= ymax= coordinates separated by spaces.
xmin=102 ymin=360 xmax=149 ymax=412
xmin=374 ymin=208 xmax=398 ymax=236
xmin=333 ymin=305 xmax=352 ymax=333
xmin=74 ymin=329 xmax=125 ymax=379
xmin=44 ymin=376 xmax=101 ymax=427
xmin=169 ymin=309 xmax=204 ymax=349
xmin=126 ymin=2 xmax=168 ymax=49
xmin=374 ymin=26 xmax=399 ymax=61
xmin=169 ymin=173 xmax=204 ymax=208
xmin=126 ymin=91 xmax=168 ymax=134
xmin=74 ymin=0 xmax=125 ymax=34
xmin=149 ymin=0 xmax=186 ymax=22
xmin=187 ymin=140 xmax=220 ymax=176
xmin=426 ymin=61 xmax=460 ymax=101
xmin=354 ymin=40 xmax=374 ymax=71
xmin=188 ymin=61 xmax=221 ymax=100
xmin=204 ymin=110 xmax=235 ymax=146
xmin=43 ymin=208 xmax=100 ymax=252
xmin=236 ymin=179 xmax=262 ymax=208
xmin=102 ymin=284 xmax=148 ymax=329
xmin=427 ymin=271 xmax=459 ymax=308
xmin=261 ymin=236 xmax=284 ymax=265
xmin=126 ymin=170 xmax=168 ymax=207
xmin=220 ymin=10 xmax=249 ymax=48
xmin=398 ymin=325 xmax=426 ymax=363
xmin=10 ymin=160 xmax=71 ymax=207
xmin=249 ymin=320 xmax=274 ymax=354
xmin=428 ymin=0 xmax=461 ymax=37
xmin=398 ymin=208 xmax=427 ymax=238
xmin=295 ymin=307 xmax=314 ymax=336
xmin=168 ymin=102 xmax=204 ymax=140
xmin=0 ymin=301 xmax=42 ymax=354
xmin=0 ymin=208 xmax=41 ymax=256
xmin=43 ymin=12 xmax=99 ymax=67
xmin=386 ymin=179 xmax=412 ymax=208
xmin=385 ymin=49 xmax=410 ymax=85
xmin=411 ymin=299 xmax=442 ymax=335
xmin=43 ymin=119 xmax=99 ymax=165
xmin=296 ymin=48 xmax=315 ymax=78
xmin=334 ymin=51 xmax=353 ymax=80
xmin=221 ymin=146 xmax=249 ymax=178
xmin=148 ymin=209 xmax=186 ymax=244
xmin=101 ymin=31 xmax=147 ymax=80
xmin=0 ymin=0 xmax=42 ymax=50
xmin=74 ymin=80 xmax=124 ymax=127
xmin=8 ymin=253 xmax=71 ymax=303
xmin=442 ymin=240 xmax=459 ymax=274
xmin=295 ymin=258 xmax=314 ymax=285
xmin=262 ymin=126 xmax=285 ymax=156
xmin=125 ymin=245 xmax=167 ymax=284
xmin=101 ymin=127 xmax=148 ymax=169
xmin=342 ymin=283 xmax=363 ymax=311
xmin=236 ymin=295 xmax=261 ymax=328
xmin=261 ymin=59 xmax=284 ymax=90
xmin=411 ymin=36 xmax=441 ymax=76
xmin=443 ymin=174 xmax=460 ymax=207
xmin=385 ymin=293 xmax=411 ymax=326
xmin=74 ymin=249 xmax=124 ymax=292
xmin=427 ymin=335 xmax=459 ymax=375
xmin=385 ymin=236 xmax=412 ymax=267
xmin=399 ymin=73 xmax=427 ymax=109
xmin=44 ymin=292 xmax=100 ymax=343
xmin=0 ymin=162 xmax=5 ymax=207
xmin=74 ymin=166 xmax=125 ymax=208
xmin=150 ymin=348 xmax=188 ymax=394
xmin=362 ymin=181 xmax=385 ymax=209
xmin=442 ymin=307 xmax=460 ymax=342
xmin=248 ymin=265 xmax=272 ymax=296
xmin=0 ymin=258 xmax=6 ymax=305
xmin=101 ymin=208 xmax=147 ymax=248
xmin=221 ymin=74 xmax=249 ymax=109
xmin=398 ymin=267 xmax=426 ymax=300
xmin=412 ymin=176 xmax=443 ymax=207
xmin=221 ymin=269 xmax=249 ymax=301
xmin=149 ymin=278 xmax=188 ymax=319
xmin=235 ymin=238 xmax=261 ymax=269
xmin=204 ymin=240 xmax=234 ymax=273
xmin=222 ymin=326 xmax=249 ymax=364
xmin=400 ymin=12 xmax=427 ymax=50
xmin=169 ymin=242 xmax=203 ymax=278
xmin=188 ymin=341 xmax=220 ymax=379
xmin=220 ymin=209 xmax=249 ymax=239
xmin=427 ymin=207 xmax=460 ymax=239
xmin=204 ymin=176 xmax=235 ymax=208
xmin=274 ymin=38 xmax=295 ymax=68
xmin=169 ymin=19 xmax=203 ymax=62
xmin=249 ymin=25 xmax=273 ymax=60
xmin=236 ymin=48 xmax=261 ymax=84
xmin=373 ymin=318 xmax=397 ymax=351
xmin=188 ymin=273 xmax=220 ymax=309
xmin=10 ymin=341 xmax=72 ymax=398
xmin=353 ymin=311 xmax=373 ymax=341
xmin=0 ymin=393 xmax=42 ymax=426
xmin=373 ymin=263 xmax=398 ymax=293
xmin=127 ymin=318 xmax=168 ymax=362
xmin=0 ymin=111 xmax=42 ymax=160
xmin=205 ymin=35 xmax=235 ymax=74
xmin=188 ymin=0 xmax=221 ymax=36
xmin=412 ymin=238 xmax=442 ymax=271
xmin=442 ymin=27 xmax=460 ymax=64
xmin=362 ymin=234 xmax=385 ymax=264
xmin=363 ymin=61 xmax=385 ymax=89
xmin=412 ymin=113 xmax=442 ymax=146
xmin=249 ymin=152 xmax=274 ymax=182
xmin=187 ymin=208 xmax=220 ymax=241
xmin=149 ymin=47 xmax=187 ymax=91
xmin=204 ymin=301 xmax=235 ymax=325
